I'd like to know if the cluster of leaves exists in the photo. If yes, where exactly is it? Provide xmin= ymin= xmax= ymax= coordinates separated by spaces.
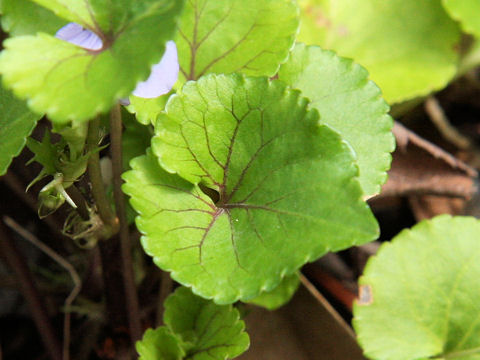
xmin=0 ymin=0 xmax=479 ymax=359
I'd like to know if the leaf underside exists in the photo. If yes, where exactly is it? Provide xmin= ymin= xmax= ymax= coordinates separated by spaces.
xmin=297 ymin=0 xmax=461 ymax=103
xmin=354 ymin=215 xmax=480 ymax=360
xmin=279 ymin=44 xmax=394 ymax=196
xmin=0 ymin=86 xmax=42 ymax=176
xmin=175 ymin=0 xmax=299 ymax=83
xmin=123 ymin=74 xmax=378 ymax=303
xmin=0 ymin=0 xmax=184 ymax=123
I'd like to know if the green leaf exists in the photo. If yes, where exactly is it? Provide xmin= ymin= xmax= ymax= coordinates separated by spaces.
xmin=137 ymin=327 xmax=185 ymax=360
xmin=278 ymin=44 xmax=394 ymax=196
xmin=0 ymin=86 xmax=41 ymax=176
xmin=0 ymin=0 xmax=67 ymax=36
xmin=52 ymin=120 xmax=88 ymax=160
xmin=247 ymin=272 xmax=300 ymax=310
xmin=442 ymin=0 xmax=480 ymax=38
xmin=123 ymin=74 xmax=378 ymax=303
xmin=163 ymin=287 xmax=250 ymax=359
xmin=126 ymin=93 xmax=171 ymax=126
xmin=175 ymin=0 xmax=299 ymax=82
xmin=297 ymin=0 xmax=461 ymax=103
xmin=353 ymin=215 xmax=480 ymax=360
xmin=0 ymin=0 xmax=184 ymax=123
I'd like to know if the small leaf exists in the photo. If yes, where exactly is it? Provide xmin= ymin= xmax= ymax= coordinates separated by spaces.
xmin=0 ymin=0 xmax=184 ymax=123
xmin=354 ymin=215 xmax=480 ymax=360
xmin=137 ymin=327 xmax=185 ymax=360
xmin=123 ymin=74 xmax=378 ymax=303
xmin=297 ymin=0 xmax=461 ymax=103
xmin=0 ymin=86 xmax=41 ymax=176
xmin=126 ymin=93 xmax=171 ymax=126
xmin=442 ymin=0 xmax=480 ymax=38
xmin=278 ymin=44 xmax=394 ymax=196
xmin=247 ymin=272 xmax=300 ymax=310
xmin=0 ymin=0 xmax=67 ymax=36
xmin=163 ymin=287 xmax=250 ymax=359
xmin=175 ymin=0 xmax=299 ymax=82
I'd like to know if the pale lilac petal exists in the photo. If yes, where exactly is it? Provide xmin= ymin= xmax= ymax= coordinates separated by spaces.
xmin=55 ymin=23 xmax=103 ymax=51
xmin=132 ymin=41 xmax=179 ymax=98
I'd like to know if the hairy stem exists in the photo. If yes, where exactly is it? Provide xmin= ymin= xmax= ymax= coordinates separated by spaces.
xmin=109 ymin=103 xmax=142 ymax=342
xmin=0 ymin=220 xmax=62 ymax=360
xmin=86 ymin=118 xmax=118 ymax=237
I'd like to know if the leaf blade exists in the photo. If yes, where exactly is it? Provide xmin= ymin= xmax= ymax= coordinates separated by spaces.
xmin=0 ymin=86 xmax=41 ymax=176
xmin=176 ymin=0 xmax=299 ymax=81
xmin=298 ymin=0 xmax=461 ymax=103
xmin=0 ymin=0 xmax=184 ymax=123
xmin=354 ymin=215 xmax=480 ymax=360
xmin=124 ymin=74 xmax=378 ymax=303
xmin=278 ymin=44 xmax=395 ymax=196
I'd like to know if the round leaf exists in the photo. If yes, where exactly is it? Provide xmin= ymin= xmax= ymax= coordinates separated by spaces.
xmin=0 ymin=0 xmax=184 ymax=123
xmin=0 ymin=86 xmax=42 ymax=176
xmin=298 ymin=0 xmax=461 ymax=103
xmin=163 ymin=287 xmax=250 ymax=359
xmin=279 ymin=44 xmax=394 ymax=196
xmin=123 ymin=74 xmax=378 ymax=303
xmin=175 ymin=0 xmax=299 ymax=82
xmin=442 ymin=0 xmax=480 ymax=38
xmin=354 ymin=215 xmax=480 ymax=360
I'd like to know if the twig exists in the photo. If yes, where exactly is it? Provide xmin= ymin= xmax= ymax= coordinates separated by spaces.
xmin=299 ymin=274 xmax=356 ymax=339
xmin=4 ymin=216 xmax=81 ymax=360
xmin=425 ymin=96 xmax=471 ymax=150
xmin=0 ymin=220 xmax=62 ymax=360
xmin=109 ymin=103 xmax=142 ymax=342
xmin=86 ymin=118 xmax=118 ymax=237
xmin=156 ymin=271 xmax=173 ymax=326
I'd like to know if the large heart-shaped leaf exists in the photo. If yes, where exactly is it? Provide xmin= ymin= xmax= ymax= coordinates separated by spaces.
xmin=0 ymin=0 xmax=184 ymax=123
xmin=123 ymin=74 xmax=378 ymax=303
xmin=0 ymin=0 xmax=67 ymax=36
xmin=279 ymin=44 xmax=394 ymax=196
xmin=0 ymin=86 xmax=42 ymax=176
xmin=298 ymin=0 xmax=461 ymax=103
xmin=354 ymin=215 xmax=480 ymax=360
xmin=442 ymin=0 xmax=480 ymax=38
xmin=175 ymin=0 xmax=299 ymax=82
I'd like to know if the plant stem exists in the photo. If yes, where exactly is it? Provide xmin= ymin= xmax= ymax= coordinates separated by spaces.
xmin=0 ymin=220 xmax=62 ymax=360
xmin=65 ymin=185 xmax=90 ymax=221
xmin=86 ymin=118 xmax=118 ymax=237
xmin=109 ymin=103 xmax=142 ymax=342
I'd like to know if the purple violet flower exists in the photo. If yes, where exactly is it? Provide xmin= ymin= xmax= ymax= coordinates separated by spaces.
xmin=55 ymin=23 xmax=179 ymax=100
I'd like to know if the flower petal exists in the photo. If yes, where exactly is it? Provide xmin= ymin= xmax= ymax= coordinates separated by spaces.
xmin=55 ymin=23 xmax=103 ymax=51
xmin=132 ymin=41 xmax=179 ymax=98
